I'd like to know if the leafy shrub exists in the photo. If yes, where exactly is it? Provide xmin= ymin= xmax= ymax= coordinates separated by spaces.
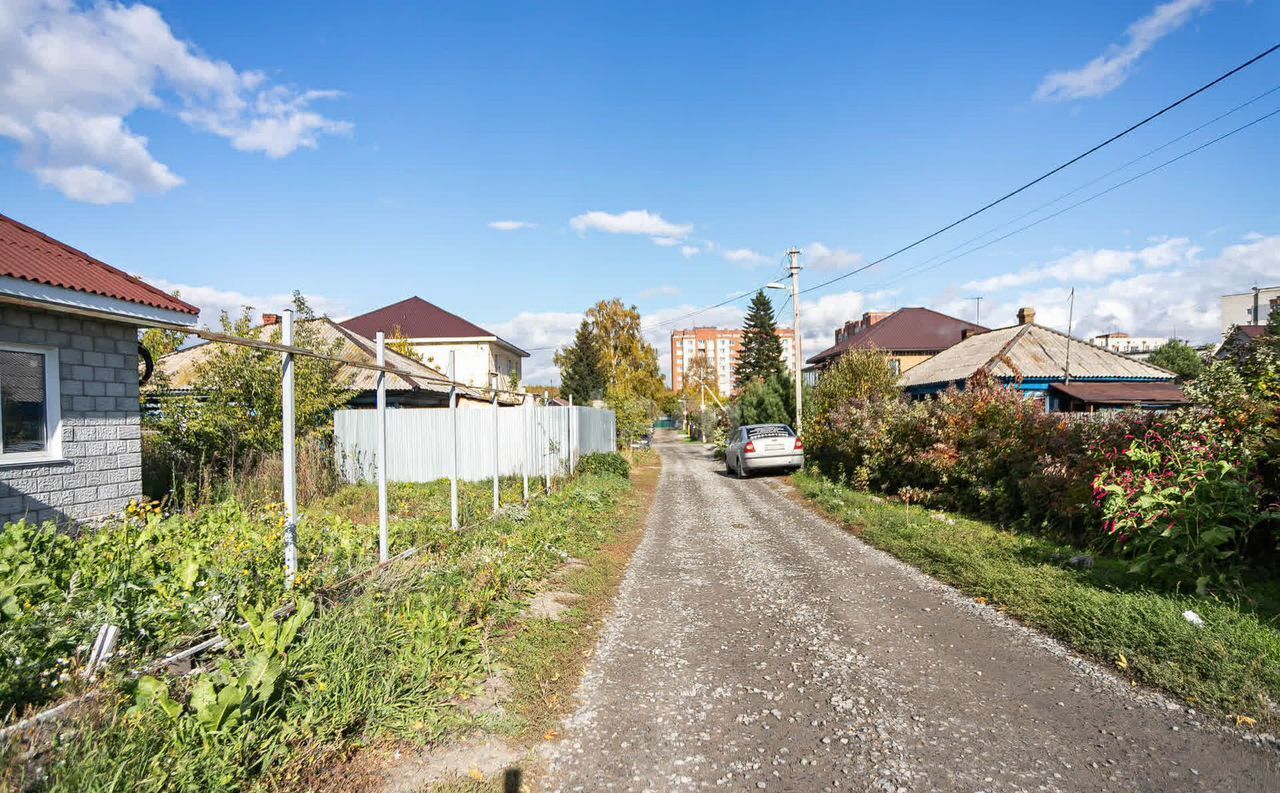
xmin=1092 ymin=410 xmax=1260 ymax=593
xmin=577 ymin=452 xmax=630 ymax=479
xmin=735 ymin=373 xmax=795 ymax=428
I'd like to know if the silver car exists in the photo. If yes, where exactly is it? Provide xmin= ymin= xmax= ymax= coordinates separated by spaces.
xmin=725 ymin=424 xmax=804 ymax=478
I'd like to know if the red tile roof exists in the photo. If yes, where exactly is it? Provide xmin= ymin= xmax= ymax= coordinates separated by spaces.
xmin=0 ymin=213 xmax=199 ymax=316
xmin=807 ymin=307 xmax=985 ymax=365
xmin=341 ymin=296 xmax=528 ymax=355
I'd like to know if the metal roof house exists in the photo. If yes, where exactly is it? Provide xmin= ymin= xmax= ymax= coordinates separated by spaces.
xmin=806 ymin=307 xmax=986 ymax=377
xmin=341 ymin=296 xmax=529 ymax=388
xmin=156 ymin=316 xmax=495 ymax=408
xmin=898 ymin=307 xmax=1178 ymax=411
xmin=0 ymin=212 xmax=200 ymax=525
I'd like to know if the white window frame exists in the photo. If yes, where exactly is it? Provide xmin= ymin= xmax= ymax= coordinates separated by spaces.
xmin=0 ymin=342 xmax=62 ymax=464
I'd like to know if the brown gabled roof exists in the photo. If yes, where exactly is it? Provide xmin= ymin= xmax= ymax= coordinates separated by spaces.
xmin=1049 ymin=381 xmax=1188 ymax=406
xmin=807 ymin=307 xmax=985 ymax=365
xmin=0 ymin=213 xmax=199 ymax=315
xmin=341 ymin=296 xmax=527 ymax=356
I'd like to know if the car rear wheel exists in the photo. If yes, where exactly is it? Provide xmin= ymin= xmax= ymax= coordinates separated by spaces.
xmin=736 ymin=459 xmax=750 ymax=479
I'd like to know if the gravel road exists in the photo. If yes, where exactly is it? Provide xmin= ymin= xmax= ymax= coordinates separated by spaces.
xmin=542 ymin=438 xmax=1280 ymax=792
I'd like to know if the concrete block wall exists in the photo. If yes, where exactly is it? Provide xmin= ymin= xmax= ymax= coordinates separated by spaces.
xmin=0 ymin=306 xmax=142 ymax=526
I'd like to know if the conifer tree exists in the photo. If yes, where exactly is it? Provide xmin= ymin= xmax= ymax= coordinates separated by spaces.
xmin=735 ymin=290 xmax=785 ymax=390
xmin=558 ymin=318 xmax=605 ymax=403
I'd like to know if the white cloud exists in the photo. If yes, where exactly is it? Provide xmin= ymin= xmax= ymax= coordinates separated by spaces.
xmin=488 ymin=310 xmax=583 ymax=385
xmin=0 ymin=1 xmax=350 ymax=204
xmin=569 ymin=210 xmax=693 ymax=239
xmin=680 ymin=245 xmax=701 ymax=258
xmin=144 ymin=277 xmax=350 ymax=330
xmin=806 ymin=242 xmax=865 ymax=271
xmin=722 ymin=248 xmax=768 ymax=266
xmin=488 ymin=220 xmax=536 ymax=231
xmin=651 ymin=236 xmax=681 ymax=247
xmin=944 ymin=233 xmax=1278 ymax=342
xmin=960 ymin=237 xmax=1199 ymax=293
xmin=1035 ymin=0 xmax=1214 ymax=101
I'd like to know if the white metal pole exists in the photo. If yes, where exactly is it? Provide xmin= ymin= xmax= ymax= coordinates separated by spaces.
xmin=281 ymin=309 xmax=298 ymax=588
xmin=542 ymin=398 xmax=550 ymax=495
xmin=522 ymin=394 xmax=530 ymax=502
xmin=789 ymin=247 xmax=803 ymax=435
xmin=375 ymin=331 xmax=389 ymax=563
xmin=568 ymin=394 xmax=575 ymax=475
xmin=492 ymin=377 xmax=500 ymax=514
xmin=449 ymin=350 xmax=458 ymax=529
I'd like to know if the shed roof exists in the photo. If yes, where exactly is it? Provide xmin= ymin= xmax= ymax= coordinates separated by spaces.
xmin=807 ymin=307 xmax=985 ymax=365
xmin=341 ymin=296 xmax=529 ymax=356
xmin=157 ymin=318 xmax=491 ymax=402
xmin=0 ymin=213 xmax=198 ymax=316
xmin=898 ymin=322 xmax=1175 ymax=389
xmin=1048 ymin=381 xmax=1188 ymax=405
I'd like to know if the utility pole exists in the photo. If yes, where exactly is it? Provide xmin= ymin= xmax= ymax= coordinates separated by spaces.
xmin=788 ymin=248 xmax=803 ymax=435
xmin=968 ymin=296 xmax=983 ymax=326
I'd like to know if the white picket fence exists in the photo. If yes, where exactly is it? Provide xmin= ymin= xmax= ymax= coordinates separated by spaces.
xmin=334 ymin=404 xmax=616 ymax=483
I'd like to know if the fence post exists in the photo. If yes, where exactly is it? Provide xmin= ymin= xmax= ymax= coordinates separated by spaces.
xmin=541 ymin=398 xmax=550 ymax=495
xmin=449 ymin=350 xmax=458 ymax=529
xmin=376 ymin=331 xmax=389 ymax=563
xmin=281 ymin=308 xmax=298 ymax=588
xmin=522 ymin=393 xmax=530 ymax=502
xmin=568 ymin=394 xmax=575 ymax=475
xmin=492 ymin=377 xmax=500 ymax=514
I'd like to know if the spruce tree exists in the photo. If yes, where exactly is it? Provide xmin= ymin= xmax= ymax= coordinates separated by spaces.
xmin=735 ymin=290 xmax=786 ymax=390
xmin=558 ymin=319 xmax=605 ymax=403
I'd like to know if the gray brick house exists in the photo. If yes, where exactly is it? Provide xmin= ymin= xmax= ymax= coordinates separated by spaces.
xmin=0 ymin=213 xmax=199 ymax=525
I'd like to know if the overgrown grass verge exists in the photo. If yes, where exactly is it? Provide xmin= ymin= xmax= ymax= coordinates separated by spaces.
xmin=791 ymin=469 xmax=1280 ymax=731
xmin=2 ymin=471 xmax=636 ymax=792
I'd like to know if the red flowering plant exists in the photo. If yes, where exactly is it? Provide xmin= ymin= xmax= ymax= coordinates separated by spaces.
xmin=1090 ymin=408 xmax=1261 ymax=594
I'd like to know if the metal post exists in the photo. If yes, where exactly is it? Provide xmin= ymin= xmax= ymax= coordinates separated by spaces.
xmin=449 ymin=350 xmax=458 ymax=529
xmin=788 ymin=247 xmax=804 ymax=435
xmin=375 ymin=331 xmax=389 ymax=563
xmin=568 ymin=394 xmax=575 ymax=475
xmin=281 ymin=309 xmax=298 ymax=588
xmin=492 ymin=377 xmax=500 ymax=514
xmin=541 ymin=398 xmax=550 ymax=495
xmin=522 ymin=393 xmax=530 ymax=502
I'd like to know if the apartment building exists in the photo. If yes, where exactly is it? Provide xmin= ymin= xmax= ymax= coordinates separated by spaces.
xmin=670 ymin=326 xmax=797 ymax=395
xmin=1220 ymin=287 xmax=1280 ymax=335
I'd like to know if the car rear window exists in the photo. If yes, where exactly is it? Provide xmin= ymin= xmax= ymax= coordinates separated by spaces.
xmin=746 ymin=425 xmax=795 ymax=439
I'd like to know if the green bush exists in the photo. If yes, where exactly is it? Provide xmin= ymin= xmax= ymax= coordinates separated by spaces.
xmin=577 ymin=452 xmax=631 ymax=479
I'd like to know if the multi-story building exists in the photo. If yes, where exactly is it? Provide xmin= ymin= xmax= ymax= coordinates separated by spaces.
xmin=1220 ymin=287 xmax=1280 ymax=336
xmin=805 ymin=307 xmax=985 ymax=383
xmin=670 ymin=326 xmax=797 ymax=395
xmin=1088 ymin=332 xmax=1173 ymax=356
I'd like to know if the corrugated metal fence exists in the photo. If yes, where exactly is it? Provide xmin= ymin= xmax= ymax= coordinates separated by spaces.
xmin=334 ymin=405 xmax=616 ymax=483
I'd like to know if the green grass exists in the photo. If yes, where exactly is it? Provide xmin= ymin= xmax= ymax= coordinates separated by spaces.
xmin=792 ymin=470 xmax=1280 ymax=729
xmin=4 ymin=472 xmax=636 ymax=792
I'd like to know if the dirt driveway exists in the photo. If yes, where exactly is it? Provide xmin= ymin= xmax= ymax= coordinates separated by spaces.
xmin=542 ymin=438 xmax=1279 ymax=792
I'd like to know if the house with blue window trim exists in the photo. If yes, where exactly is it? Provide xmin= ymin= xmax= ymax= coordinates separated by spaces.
xmin=897 ymin=307 xmax=1178 ymax=411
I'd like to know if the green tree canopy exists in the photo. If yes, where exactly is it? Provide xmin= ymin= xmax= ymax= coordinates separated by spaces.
xmin=807 ymin=349 xmax=899 ymax=426
xmin=1147 ymin=340 xmax=1204 ymax=381
xmin=558 ymin=318 xmax=605 ymax=403
xmin=735 ymin=290 xmax=786 ymax=390
xmin=735 ymin=372 xmax=795 ymax=428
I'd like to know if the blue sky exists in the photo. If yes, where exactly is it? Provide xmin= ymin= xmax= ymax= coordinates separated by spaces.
xmin=2 ymin=0 xmax=1278 ymax=382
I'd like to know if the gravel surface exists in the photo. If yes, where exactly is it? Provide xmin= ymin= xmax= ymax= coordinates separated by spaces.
xmin=542 ymin=439 xmax=1280 ymax=792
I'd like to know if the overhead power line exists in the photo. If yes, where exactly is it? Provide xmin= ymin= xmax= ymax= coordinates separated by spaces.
xmin=801 ymin=42 xmax=1280 ymax=296
xmin=859 ymin=105 xmax=1280 ymax=293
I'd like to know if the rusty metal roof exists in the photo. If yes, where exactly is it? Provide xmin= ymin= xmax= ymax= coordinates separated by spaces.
xmin=898 ymin=323 xmax=1176 ymax=388
xmin=0 ymin=213 xmax=199 ymax=315
xmin=1048 ymin=381 xmax=1188 ymax=405
xmin=807 ymin=307 xmax=985 ymax=365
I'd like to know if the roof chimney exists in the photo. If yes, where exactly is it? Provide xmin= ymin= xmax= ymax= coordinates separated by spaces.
xmin=262 ymin=313 xmax=281 ymax=326
xmin=1016 ymin=307 xmax=1036 ymax=326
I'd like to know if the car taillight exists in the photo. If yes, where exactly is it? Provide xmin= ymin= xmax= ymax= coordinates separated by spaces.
xmin=744 ymin=441 xmax=756 ymax=453
xmin=794 ymin=439 xmax=804 ymax=450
